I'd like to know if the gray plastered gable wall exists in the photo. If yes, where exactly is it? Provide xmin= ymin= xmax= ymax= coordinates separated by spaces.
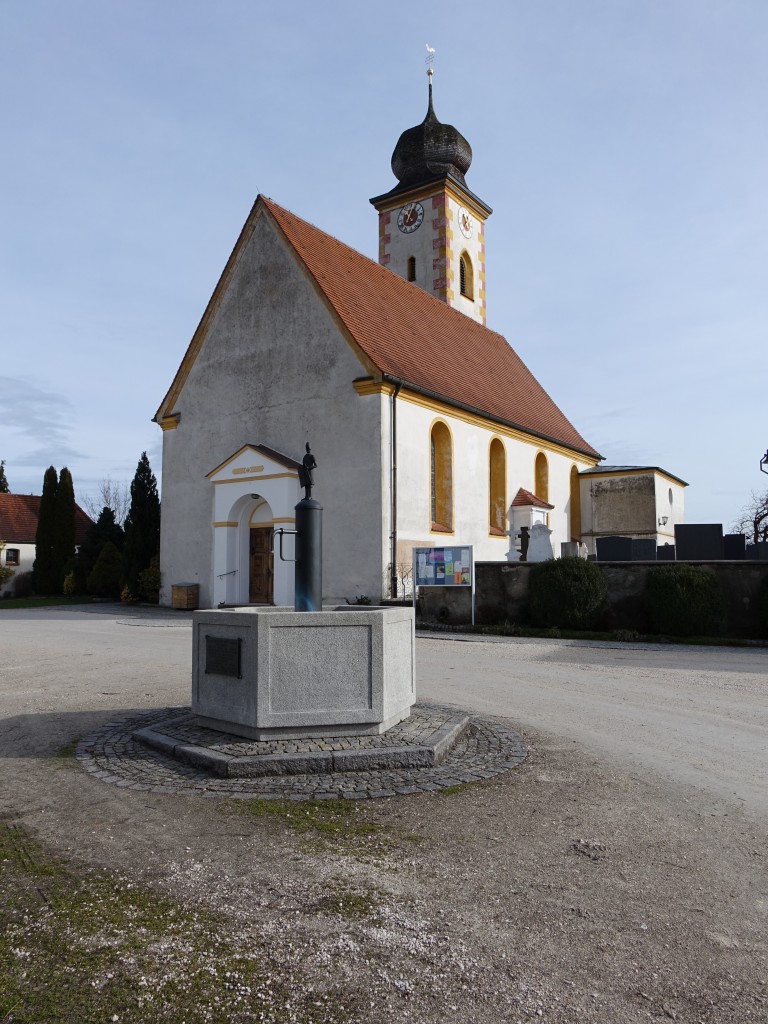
xmin=159 ymin=208 xmax=387 ymax=608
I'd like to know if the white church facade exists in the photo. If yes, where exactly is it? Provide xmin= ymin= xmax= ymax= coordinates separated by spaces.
xmin=155 ymin=81 xmax=604 ymax=609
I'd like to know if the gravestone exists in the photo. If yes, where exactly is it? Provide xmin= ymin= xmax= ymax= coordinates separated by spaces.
xmin=674 ymin=524 xmax=724 ymax=560
xmin=596 ymin=536 xmax=633 ymax=562
xmin=657 ymin=544 xmax=676 ymax=561
xmin=755 ymin=542 xmax=768 ymax=561
xmin=723 ymin=534 xmax=746 ymax=560
xmin=631 ymin=539 xmax=657 ymax=561
xmin=560 ymin=541 xmax=580 ymax=558
xmin=527 ymin=523 xmax=554 ymax=562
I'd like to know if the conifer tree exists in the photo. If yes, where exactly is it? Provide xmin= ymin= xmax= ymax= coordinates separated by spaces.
xmin=33 ymin=466 xmax=59 ymax=594
xmin=87 ymin=541 xmax=123 ymax=599
xmin=122 ymin=452 xmax=161 ymax=596
xmin=0 ymin=460 xmax=9 ymax=493
xmin=75 ymin=506 xmax=125 ymax=593
xmin=53 ymin=466 xmax=76 ymax=590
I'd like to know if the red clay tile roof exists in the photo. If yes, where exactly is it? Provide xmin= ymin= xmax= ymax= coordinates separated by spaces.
xmin=262 ymin=198 xmax=600 ymax=459
xmin=511 ymin=487 xmax=554 ymax=510
xmin=0 ymin=494 xmax=93 ymax=545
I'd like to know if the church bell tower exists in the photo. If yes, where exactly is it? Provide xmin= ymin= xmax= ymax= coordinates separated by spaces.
xmin=370 ymin=61 xmax=492 ymax=325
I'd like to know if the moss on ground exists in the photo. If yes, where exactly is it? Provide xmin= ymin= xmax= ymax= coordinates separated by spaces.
xmin=230 ymin=797 xmax=424 ymax=857
xmin=0 ymin=820 xmax=355 ymax=1023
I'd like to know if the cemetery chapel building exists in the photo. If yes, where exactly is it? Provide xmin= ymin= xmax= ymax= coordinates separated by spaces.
xmin=154 ymin=78 xmax=603 ymax=609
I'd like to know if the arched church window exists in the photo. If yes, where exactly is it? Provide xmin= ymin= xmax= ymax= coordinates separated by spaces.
xmin=489 ymin=438 xmax=506 ymax=534
xmin=535 ymin=452 xmax=549 ymax=504
xmin=459 ymin=252 xmax=474 ymax=299
xmin=430 ymin=421 xmax=453 ymax=532
xmin=569 ymin=464 xmax=582 ymax=540
xmin=407 ymin=256 xmax=416 ymax=282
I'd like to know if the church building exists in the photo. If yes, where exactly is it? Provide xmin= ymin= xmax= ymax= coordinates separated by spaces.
xmin=155 ymin=77 xmax=603 ymax=608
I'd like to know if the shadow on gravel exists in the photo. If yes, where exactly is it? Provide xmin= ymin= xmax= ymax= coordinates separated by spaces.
xmin=0 ymin=708 xmax=170 ymax=759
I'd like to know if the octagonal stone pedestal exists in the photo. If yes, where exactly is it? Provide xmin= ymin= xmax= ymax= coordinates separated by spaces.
xmin=192 ymin=606 xmax=415 ymax=741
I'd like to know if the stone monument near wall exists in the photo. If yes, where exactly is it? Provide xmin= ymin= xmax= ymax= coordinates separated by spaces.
xmin=191 ymin=445 xmax=416 ymax=741
xmin=526 ymin=523 xmax=554 ymax=562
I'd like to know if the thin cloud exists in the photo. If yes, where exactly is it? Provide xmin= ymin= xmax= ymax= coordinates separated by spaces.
xmin=0 ymin=375 xmax=88 ymax=464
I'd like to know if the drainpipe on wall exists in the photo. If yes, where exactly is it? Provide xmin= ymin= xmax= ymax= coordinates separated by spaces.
xmin=389 ymin=381 xmax=402 ymax=599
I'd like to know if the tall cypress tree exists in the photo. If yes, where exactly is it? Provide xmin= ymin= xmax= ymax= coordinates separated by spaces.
xmin=33 ymin=466 xmax=59 ymax=594
xmin=0 ymin=460 xmax=9 ymax=493
xmin=122 ymin=452 xmax=161 ymax=596
xmin=53 ymin=466 xmax=76 ymax=591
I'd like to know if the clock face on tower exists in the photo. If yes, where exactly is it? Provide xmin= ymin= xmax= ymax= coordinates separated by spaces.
xmin=458 ymin=207 xmax=473 ymax=238
xmin=397 ymin=201 xmax=424 ymax=233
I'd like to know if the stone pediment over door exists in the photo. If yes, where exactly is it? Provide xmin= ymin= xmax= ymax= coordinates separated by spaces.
xmin=208 ymin=445 xmax=303 ymax=608
xmin=207 ymin=444 xmax=302 ymax=486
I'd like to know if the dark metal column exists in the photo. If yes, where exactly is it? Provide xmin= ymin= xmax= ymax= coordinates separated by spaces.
xmin=294 ymin=497 xmax=322 ymax=611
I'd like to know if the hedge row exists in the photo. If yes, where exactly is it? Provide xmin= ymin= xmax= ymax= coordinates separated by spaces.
xmin=527 ymin=558 xmax=731 ymax=637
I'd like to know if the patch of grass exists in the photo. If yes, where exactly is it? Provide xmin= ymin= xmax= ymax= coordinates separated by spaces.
xmin=0 ymin=596 xmax=95 ymax=611
xmin=231 ymin=797 xmax=408 ymax=856
xmin=0 ymin=820 xmax=356 ymax=1023
xmin=235 ymin=797 xmax=383 ymax=844
xmin=312 ymin=883 xmax=386 ymax=920
xmin=52 ymin=740 xmax=79 ymax=761
xmin=438 ymin=783 xmax=471 ymax=796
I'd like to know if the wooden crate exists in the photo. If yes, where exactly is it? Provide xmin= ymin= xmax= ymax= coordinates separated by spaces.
xmin=171 ymin=584 xmax=199 ymax=610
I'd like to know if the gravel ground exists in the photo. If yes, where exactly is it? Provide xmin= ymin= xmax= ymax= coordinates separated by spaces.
xmin=1 ymin=607 xmax=766 ymax=1022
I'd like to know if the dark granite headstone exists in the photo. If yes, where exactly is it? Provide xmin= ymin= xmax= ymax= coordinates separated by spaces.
xmin=596 ymin=536 xmax=633 ymax=562
xmin=746 ymin=544 xmax=756 ymax=559
xmin=657 ymin=544 xmax=676 ymax=561
xmin=723 ymin=534 xmax=746 ymax=560
xmin=674 ymin=524 xmax=724 ymax=560
xmin=755 ymin=542 xmax=768 ymax=562
xmin=631 ymin=539 xmax=657 ymax=561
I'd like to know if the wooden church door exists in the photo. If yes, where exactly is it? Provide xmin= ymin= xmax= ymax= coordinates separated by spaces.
xmin=249 ymin=527 xmax=273 ymax=603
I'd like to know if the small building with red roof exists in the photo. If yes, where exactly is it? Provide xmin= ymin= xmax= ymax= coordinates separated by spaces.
xmin=0 ymin=493 xmax=92 ymax=595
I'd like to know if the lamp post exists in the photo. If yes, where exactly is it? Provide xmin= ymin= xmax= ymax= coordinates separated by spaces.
xmin=761 ymin=449 xmax=768 ymax=475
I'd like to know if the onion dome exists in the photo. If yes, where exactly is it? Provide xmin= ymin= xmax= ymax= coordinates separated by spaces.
xmin=391 ymin=82 xmax=472 ymax=187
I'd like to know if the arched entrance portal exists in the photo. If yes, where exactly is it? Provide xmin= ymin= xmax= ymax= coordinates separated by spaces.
xmin=208 ymin=444 xmax=302 ymax=608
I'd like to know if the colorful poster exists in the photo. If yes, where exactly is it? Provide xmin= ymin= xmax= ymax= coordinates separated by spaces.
xmin=413 ymin=547 xmax=473 ymax=587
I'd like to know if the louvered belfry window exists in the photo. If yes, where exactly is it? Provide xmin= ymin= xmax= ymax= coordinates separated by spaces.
xmin=459 ymin=252 xmax=474 ymax=299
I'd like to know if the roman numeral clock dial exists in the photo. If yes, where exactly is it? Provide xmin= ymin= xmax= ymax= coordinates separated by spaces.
xmin=397 ymin=201 xmax=424 ymax=233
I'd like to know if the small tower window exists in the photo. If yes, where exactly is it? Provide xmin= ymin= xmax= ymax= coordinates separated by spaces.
xmin=407 ymin=256 xmax=416 ymax=282
xmin=459 ymin=252 xmax=474 ymax=299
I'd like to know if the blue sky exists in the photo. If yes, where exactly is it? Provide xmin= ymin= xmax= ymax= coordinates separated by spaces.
xmin=2 ymin=0 xmax=766 ymax=529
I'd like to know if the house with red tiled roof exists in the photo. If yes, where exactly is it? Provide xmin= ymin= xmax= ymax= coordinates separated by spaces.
xmin=154 ymin=82 xmax=604 ymax=608
xmin=0 ymin=493 xmax=92 ymax=596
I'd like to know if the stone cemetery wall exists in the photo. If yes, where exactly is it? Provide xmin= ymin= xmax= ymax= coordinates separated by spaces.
xmin=418 ymin=560 xmax=768 ymax=637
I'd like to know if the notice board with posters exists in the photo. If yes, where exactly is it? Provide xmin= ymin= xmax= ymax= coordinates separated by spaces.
xmin=412 ymin=545 xmax=475 ymax=624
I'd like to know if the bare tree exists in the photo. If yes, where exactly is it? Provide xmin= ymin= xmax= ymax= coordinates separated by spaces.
xmin=384 ymin=560 xmax=414 ymax=600
xmin=731 ymin=489 xmax=768 ymax=544
xmin=83 ymin=478 xmax=130 ymax=526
